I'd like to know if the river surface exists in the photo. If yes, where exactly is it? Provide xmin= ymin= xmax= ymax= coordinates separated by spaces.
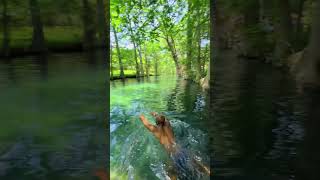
xmin=211 ymin=53 xmax=320 ymax=180
xmin=110 ymin=77 xmax=211 ymax=179
xmin=1 ymin=51 xmax=319 ymax=180
xmin=0 ymin=51 xmax=107 ymax=180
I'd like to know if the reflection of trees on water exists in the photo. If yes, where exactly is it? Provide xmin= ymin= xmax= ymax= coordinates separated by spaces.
xmin=2 ymin=50 xmax=108 ymax=86
xmin=166 ymin=78 xmax=200 ymax=113
xmin=4 ymin=59 xmax=16 ymax=84
xmin=0 ymin=124 xmax=107 ymax=179
xmin=211 ymin=54 xmax=308 ymax=178
xmin=85 ymin=50 xmax=109 ymax=69
xmin=154 ymin=76 xmax=159 ymax=83
xmin=166 ymin=78 xmax=182 ymax=112
xmin=2 ymin=54 xmax=48 ymax=84
xmin=165 ymin=78 xmax=209 ymax=132
xmin=34 ymin=55 xmax=48 ymax=80
xmin=296 ymin=89 xmax=320 ymax=180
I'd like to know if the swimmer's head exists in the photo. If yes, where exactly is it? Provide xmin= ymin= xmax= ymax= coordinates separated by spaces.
xmin=156 ymin=115 xmax=166 ymax=126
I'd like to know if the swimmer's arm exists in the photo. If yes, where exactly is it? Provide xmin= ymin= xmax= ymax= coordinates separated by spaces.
xmin=139 ymin=114 xmax=157 ymax=132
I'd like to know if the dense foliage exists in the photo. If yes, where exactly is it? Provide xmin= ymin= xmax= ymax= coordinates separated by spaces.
xmin=111 ymin=0 xmax=209 ymax=82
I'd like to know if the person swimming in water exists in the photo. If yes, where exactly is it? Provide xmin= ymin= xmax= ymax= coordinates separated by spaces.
xmin=139 ymin=112 xmax=210 ymax=179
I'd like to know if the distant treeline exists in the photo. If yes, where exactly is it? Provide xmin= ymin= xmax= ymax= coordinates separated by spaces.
xmin=0 ymin=0 xmax=108 ymax=57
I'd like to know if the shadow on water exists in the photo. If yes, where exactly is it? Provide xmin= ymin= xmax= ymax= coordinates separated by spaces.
xmin=211 ymin=52 xmax=320 ymax=180
xmin=33 ymin=55 xmax=48 ymax=80
xmin=295 ymin=87 xmax=320 ymax=180
xmin=0 ymin=50 xmax=107 ymax=179
xmin=110 ymin=76 xmax=210 ymax=179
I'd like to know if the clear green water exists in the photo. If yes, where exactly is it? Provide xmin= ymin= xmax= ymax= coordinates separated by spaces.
xmin=0 ymin=51 xmax=107 ymax=179
xmin=110 ymin=77 xmax=210 ymax=180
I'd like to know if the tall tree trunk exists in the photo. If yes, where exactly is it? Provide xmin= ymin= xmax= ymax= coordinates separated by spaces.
xmin=82 ymin=0 xmax=96 ymax=50
xmin=132 ymin=41 xmax=140 ymax=77
xmin=210 ymin=0 xmax=216 ymax=84
xmin=110 ymin=46 xmax=113 ymax=80
xmin=29 ymin=0 xmax=46 ymax=53
xmin=144 ymin=44 xmax=149 ymax=77
xmin=259 ymin=0 xmax=264 ymax=23
xmin=274 ymin=0 xmax=293 ymax=65
xmin=154 ymin=57 xmax=158 ymax=76
xmin=138 ymin=45 xmax=144 ymax=76
xmin=196 ymin=8 xmax=202 ymax=81
xmin=96 ymin=0 xmax=107 ymax=49
xmin=166 ymin=35 xmax=182 ymax=77
xmin=298 ymin=0 xmax=320 ymax=86
xmin=106 ymin=0 xmax=110 ymax=70
xmin=67 ymin=15 xmax=73 ymax=25
xmin=294 ymin=0 xmax=305 ymax=50
xmin=126 ymin=14 xmax=140 ymax=77
xmin=243 ymin=0 xmax=260 ymax=57
xmin=1 ymin=0 xmax=9 ymax=57
xmin=186 ymin=1 xmax=193 ymax=79
xmin=112 ymin=26 xmax=125 ymax=79
xmin=203 ymin=45 xmax=209 ymax=73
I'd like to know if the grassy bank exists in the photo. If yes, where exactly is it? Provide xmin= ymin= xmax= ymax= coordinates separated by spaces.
xmin=110 ymin=69 xmax=156 ymax=80
xmin=0 ymin=26 xmax=83 ymax=56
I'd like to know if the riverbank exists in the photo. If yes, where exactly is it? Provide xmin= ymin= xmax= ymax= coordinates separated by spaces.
xmin=0 ymin=26 xmax=84 ymax=58
xmin=111 ymin=69 xmax=158 ymax=80
xmin=110 ymin=74 xmax=157 ymax=80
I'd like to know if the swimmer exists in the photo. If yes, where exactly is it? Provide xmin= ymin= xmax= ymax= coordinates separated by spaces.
xmin=139 ymin=112 xmax=210 ymax=179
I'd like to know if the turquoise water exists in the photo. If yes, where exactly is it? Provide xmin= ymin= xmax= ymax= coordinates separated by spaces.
xmin=110 ymin=76 xmax=210 ymax=179
xmin=0 ymin=51 xmax=107 ymax=179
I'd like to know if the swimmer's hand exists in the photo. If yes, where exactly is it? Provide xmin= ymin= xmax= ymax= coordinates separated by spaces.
xmin=150 ymin=112 xmax=158 ymax=117
xmin=139 ymin=114 xmax=145 ymax=121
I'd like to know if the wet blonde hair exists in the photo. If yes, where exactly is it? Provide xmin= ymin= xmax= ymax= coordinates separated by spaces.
xmin=156 ymin=115 xmax=166 ymax=126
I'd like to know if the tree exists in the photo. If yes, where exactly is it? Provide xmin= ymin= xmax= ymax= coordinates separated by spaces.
xmin=196 ymin=2 xmax=204 ymax=81
xmin=138 ymin=45 xmax=144 ymax=76
xmin=112 ymin=26 xmax=125 ymax=79
xmin=154 ymin=57 xmax=158 ymax=76
xmin=298 ymin=0 xmax=320 ymax=86
xmin=209 ymin=0 xmax=217 ymax=86
xmin=120 ymin=3 xmax=141 ymax=77
xmin=106 ymin=0 xmax=113 ymax=70
xmin=294 ymin=0 xmax=306 ymax=50
xmin=122 ymin=0 xmax=156 ymax=77
xmin=144 ymin=44 xmax=150 ymax=77
xmin=110 ymin=45 xmax=113 ymax=79
xmin=96 ymin=0 xmax=108 ymax=49
xmin=29 ymin=0 xmax=46 ymax=53
xmin=186 ymin=0 xmax=194 ymax=79
xmin=157 ymin=1 xmax=185 ymax=77
xmin=273 ymin=0 xmax=293 ymax=65
xmin=1 ymin=0 xmax=10 ymax=57
xmin=81 ymin=0 xmax=96 ymax=50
